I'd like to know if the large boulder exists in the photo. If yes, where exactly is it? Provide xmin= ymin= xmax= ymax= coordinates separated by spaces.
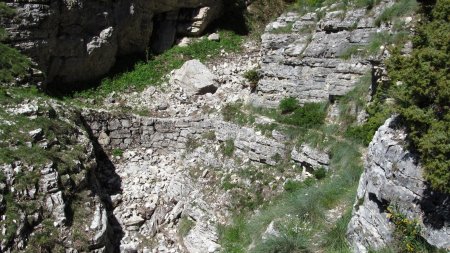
xmin=170 ymin=60 xmax=218 ymax=97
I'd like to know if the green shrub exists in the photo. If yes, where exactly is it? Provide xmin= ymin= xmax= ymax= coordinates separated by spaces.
xmin=112 ymin=148 xmax=123 ymax=157
xmin=243 ymin=69 xmax=260 ymax=84
xmin=386 ymin=206 xmax=440 ymax=252
xmin=313 ymin=167 xmax=327 ymax=180
xmin=387 ymin=0 xmax=450 ymax=193
xmin=278 ymin=102 xmax=328 ymax=128
xmin=222 ymin=139 xmax=235 ymax=157
xmin=279 ymin=97 xmax=299 ymax=114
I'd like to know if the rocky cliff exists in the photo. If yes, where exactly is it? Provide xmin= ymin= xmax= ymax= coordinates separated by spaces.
xmin=347 ymin=117 xmax=450 ymax=252
xmin=1 ymin=0 xmax=222 ymax=87
xmin=251 ymin=0 xmax=397 ymax=107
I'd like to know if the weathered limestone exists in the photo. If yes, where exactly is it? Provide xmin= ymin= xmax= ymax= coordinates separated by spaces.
xmin=1 ymin=0 xmax=223 ymax=86
xmin=170 ymin=60 xmax=218 ymax=97
xmin=251 ymin=1 xmax=395 ymax=107
xmin=347 ymin=117 xmax=450 ymax=252
xmin=291 ymin=144 xmax=330 ymax=170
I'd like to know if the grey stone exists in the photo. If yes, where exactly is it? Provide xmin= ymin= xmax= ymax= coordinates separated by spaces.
xmin=347 ymin=117 xmax=450 ymax=252
xmin=170 ymin=60 xmax=218 ymax=97
xmin=291 ymin=144 xmax=329 ymax=170
xmin=208 ymin=33 xmax=220 ymax=41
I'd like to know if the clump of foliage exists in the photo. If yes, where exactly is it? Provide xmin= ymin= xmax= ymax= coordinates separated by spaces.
xmin=375 ymin=0 xmax=418 ymax=26
xmin=0 ymin=3 xmax=31 ymax=83
xmin=387 ymin=0 xmax=450 ymax=193
xmin=279 ymin=102 xmax=328 ymax=128
xmin=221 ymin=139 xmax=235 ymax=157
xmin=279 ymin=97 xmax=299 ymax=114
xmin=112 ymin=148 xmax=123 ymax=157
xmin=243 ymin=69 xmax=260 ymax=87
xmin=386 ymin=206 xmax=439 ymax=252
xmin=313 ymin=166 xmax=327 ymax=180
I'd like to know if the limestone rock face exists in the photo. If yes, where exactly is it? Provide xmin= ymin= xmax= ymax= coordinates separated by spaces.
xmin=251 ymin=1 xmax=395 ymax=107
xmin=170 ymin=60 xmax=218 ymax=97
xmin=347 ymin=117 xmax=450 ymax=252
xmin=1 ymin=0 xmax=222 ymax=87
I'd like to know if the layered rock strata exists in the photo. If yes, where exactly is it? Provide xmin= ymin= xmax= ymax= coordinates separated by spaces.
xmin=347 ymin=117 xmax=450 ymax=252
xmin=251 ymin=1 xmax=395 ymax=107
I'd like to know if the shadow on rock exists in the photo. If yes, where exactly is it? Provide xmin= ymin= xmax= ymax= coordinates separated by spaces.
xmin=419 ymin=184 xmax=450 ymax=229
xmin=81 ymin=116 xmax=124 ymax=252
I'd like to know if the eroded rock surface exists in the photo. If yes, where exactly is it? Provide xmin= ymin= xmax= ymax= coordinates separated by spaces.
xmin=347 ymin=117 xmax=450 ymax=252
xmin=1 ymin=0 xmax=222 ymax=86
xmin=251 ymin=1 xmax=395 ymax=107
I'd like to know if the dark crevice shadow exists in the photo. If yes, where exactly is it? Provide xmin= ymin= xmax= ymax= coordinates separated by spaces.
xmin=368 ymin=192 xmax=390 ymax=213
xmin=418 ymin=184 xmax=450 ymax=229
xmin=80 ymin=115 xmax=124 ymax=252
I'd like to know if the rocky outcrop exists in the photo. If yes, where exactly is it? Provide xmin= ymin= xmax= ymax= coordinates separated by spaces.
xmin=291 ymin=144 xmax=330 ymax=171
xmin=347 ymin=117 xmax=450 ymax=252
xmin=251 ymin=1 xmax=395 ymax=107
xmin=1 ymin=0 xmax=222 ymax=87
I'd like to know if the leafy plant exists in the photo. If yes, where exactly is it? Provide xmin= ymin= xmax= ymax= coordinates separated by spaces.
xmin=387 ymin=0 xmax=450 ymax=193
xmin=279 ymin=97 xmax=299 ymax=114
xmin=222 ymin=139 xmax=235 ymax=157
xmin=278 ymin=102 xmax=328 ymax=128
xmin=313 ymin=167 xmax=327 ymax=180
xmin=112 ymin=148 xmax=123 ymax=157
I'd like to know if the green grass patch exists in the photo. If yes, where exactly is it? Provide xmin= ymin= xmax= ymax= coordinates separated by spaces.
xmin=279 ymin=97 xmax=299 ymax=114
xmin=0 ymin=3 xmax=31 ymax=84
xmin=219 ymin=138 xmax=364 ymax=252
xmin=178 ymin=216 xmax=196 ymax=237
xmin=375 ymin=0 xmax=418 ymax=26
xmin=222 ymin=102 xmax=256 ymax=126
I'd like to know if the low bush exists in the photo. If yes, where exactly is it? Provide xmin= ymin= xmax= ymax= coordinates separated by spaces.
xmin=313 ymin=167 xmax=327 ymax=180
xmin=278 ymin=102 xmax=328 ymax=128
xmin=222 ymin=139 xmax=235 ymax=157
xmin=279 ymin=97 xmax=299 ymax=114
xmin=387 ymin=0 xmax=450 ymax=193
